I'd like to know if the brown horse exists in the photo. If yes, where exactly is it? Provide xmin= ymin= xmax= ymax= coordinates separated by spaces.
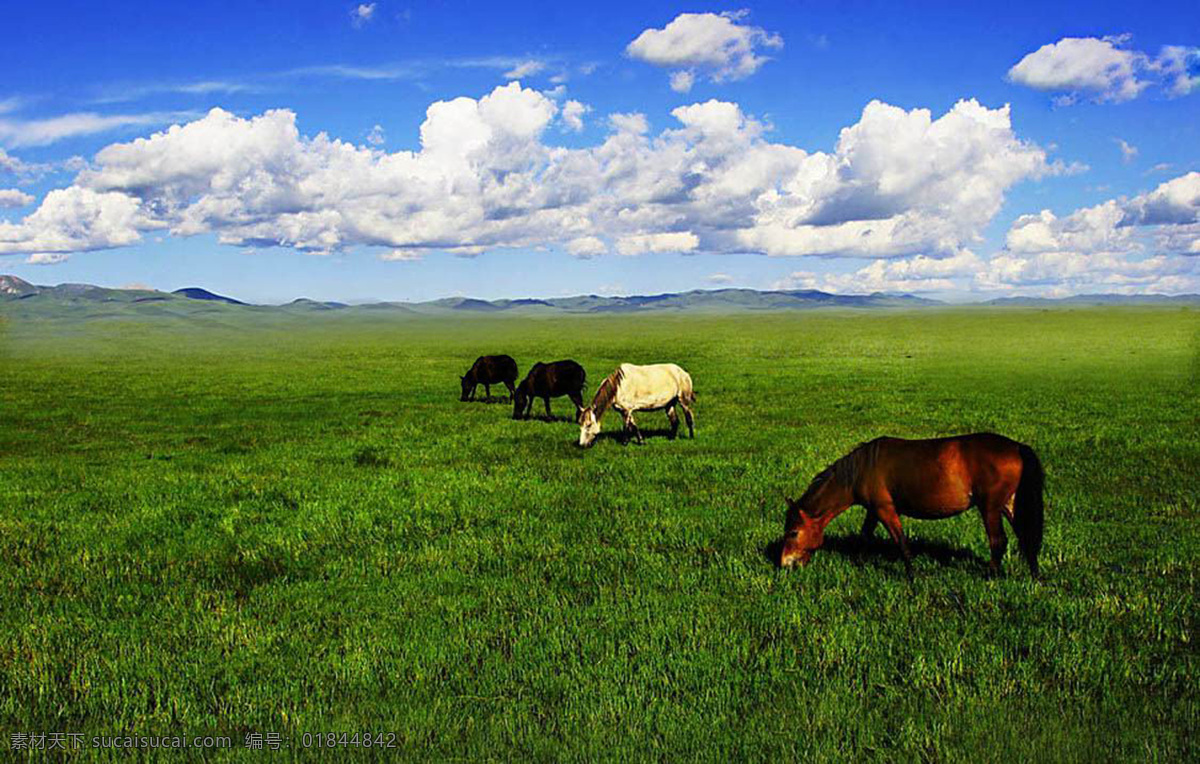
xmin=779 ymin=433 xmax=1044 ymax=578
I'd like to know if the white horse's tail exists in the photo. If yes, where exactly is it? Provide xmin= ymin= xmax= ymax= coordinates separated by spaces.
xmin=679 ymin=370 xmax=696 ymax=406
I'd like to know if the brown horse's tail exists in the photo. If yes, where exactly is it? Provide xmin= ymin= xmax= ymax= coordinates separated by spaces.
xmin=1014 ymin=443 xmax=1045 ymax=578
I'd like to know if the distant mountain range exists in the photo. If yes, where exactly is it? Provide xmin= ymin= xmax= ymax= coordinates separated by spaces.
xmin=1 ymin=274 xmax=1196 ymax=320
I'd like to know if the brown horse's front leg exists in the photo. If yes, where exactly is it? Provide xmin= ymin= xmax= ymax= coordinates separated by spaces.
xmin=876 ymin=504 xmax=913 ymax=579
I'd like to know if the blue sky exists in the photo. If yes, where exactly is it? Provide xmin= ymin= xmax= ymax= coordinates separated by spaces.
xmin=1 ymin=1 xmax=1197 ymax=302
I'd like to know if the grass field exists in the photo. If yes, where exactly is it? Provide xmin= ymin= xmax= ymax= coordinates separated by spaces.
xmin=0 ymin=307 xmax=1196 ymax=760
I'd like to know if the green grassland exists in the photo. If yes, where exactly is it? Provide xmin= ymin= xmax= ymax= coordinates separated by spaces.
xmin=0 ymin=307 xmax=1196 ymax=760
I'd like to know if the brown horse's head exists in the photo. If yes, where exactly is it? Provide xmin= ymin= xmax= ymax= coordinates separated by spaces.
xmin=780 ymin=497 xmax=824 ymax=567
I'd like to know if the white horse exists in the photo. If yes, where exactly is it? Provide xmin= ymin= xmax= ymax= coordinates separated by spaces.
xmin=578 ymin=363 xmax=695 ymax=447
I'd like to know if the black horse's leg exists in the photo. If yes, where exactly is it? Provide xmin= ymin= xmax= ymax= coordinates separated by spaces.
xmin=543 ymin=396 xmax=552 ymax=420
xmin=877 ymin=503 xmax=913 ymax=579
xmin=505 ymin=381 xmax=515 ymax=402
xmin=568 ymin=391 xmax=583 ymax=418
xmin=484 ymin=384 xmax=491 ymax=401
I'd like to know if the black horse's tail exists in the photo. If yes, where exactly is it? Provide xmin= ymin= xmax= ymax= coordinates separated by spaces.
xmin=1013 ymin=443 xmax=1045 ymax=578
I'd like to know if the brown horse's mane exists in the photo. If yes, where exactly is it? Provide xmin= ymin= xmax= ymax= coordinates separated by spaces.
xmin=798 ymin=438 xmax=883 ymax=509
xmin=587 ymin=367 xmax=624 ymax=417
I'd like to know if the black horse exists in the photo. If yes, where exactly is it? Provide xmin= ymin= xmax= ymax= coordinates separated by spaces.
xmin=513 ymin=360 xmax=587 ymax=420
xmin=460 ymin=355 xmax=518 ymax=401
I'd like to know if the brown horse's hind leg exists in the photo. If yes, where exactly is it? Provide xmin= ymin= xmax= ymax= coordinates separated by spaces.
xmin=876 ymin=504 xmax=913 ymax=579
xmin=980 ymin=498 xmax=1009 ymax=577
xmin=860 ymin=510 xmax=879 ymax=539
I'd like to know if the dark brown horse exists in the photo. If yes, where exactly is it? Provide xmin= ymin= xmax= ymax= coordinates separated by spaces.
xmin=779 ymin=433 xmax=1044 ymax=578
xmin=460 ymin=355 xmax=518 ymax=401
xmin=513 ymin=360 xmax=587 ymax=420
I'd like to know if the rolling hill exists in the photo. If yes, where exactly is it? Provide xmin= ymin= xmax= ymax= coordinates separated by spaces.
xmin=2 ymin=275 xmax=1196 ymax=323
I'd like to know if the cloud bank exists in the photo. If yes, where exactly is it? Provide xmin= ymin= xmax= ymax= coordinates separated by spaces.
xmin=0 ymin=83 xmax=1064 ymax=275
xmin=779 ymin=172 xmax=1200 ymax=296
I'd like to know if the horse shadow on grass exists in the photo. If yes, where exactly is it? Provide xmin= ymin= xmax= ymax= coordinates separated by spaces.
xmin=592 ymin=426 xmax=687 ymax=445
xmin=519 ymin=413 xmax=575 ymax=424
xmin=762 ymin=532 xmax=984 ymax=573
xmin=466 ymin=395 xmax=513 ymax=405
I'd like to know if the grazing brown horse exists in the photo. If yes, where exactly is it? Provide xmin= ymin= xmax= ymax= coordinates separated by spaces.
xmin=779 ymin=433 xmax=1044 ymax=578
xmin=460 ymin=355 xmax=518 ymax=401
xmin=513 ymin=360 xmax=587 ymax=420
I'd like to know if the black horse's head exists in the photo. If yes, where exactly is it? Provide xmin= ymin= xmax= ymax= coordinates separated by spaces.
xmin=459 ymin=374 xmax=474 ymax=402
xmin=512 ymin=378 xmax=530 ymax=419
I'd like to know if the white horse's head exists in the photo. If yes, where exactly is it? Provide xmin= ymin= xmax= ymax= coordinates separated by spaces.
xmin=578 ymin=407 xmax=601 ymax=447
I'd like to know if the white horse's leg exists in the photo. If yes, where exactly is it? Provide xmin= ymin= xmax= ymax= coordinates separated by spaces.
xmin=678 ymin=398 xmax=695 ymax=438
xmin=667 ymin=405 xmax=679 ymax=439
xmin=623 ymin=409 xmax=643 ymax=444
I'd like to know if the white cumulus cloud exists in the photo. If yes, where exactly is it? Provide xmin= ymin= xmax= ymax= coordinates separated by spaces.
xmin=566 ymin=236 xmax=606 ymax=258
xmin=669 ymin=71 xmax=696 ymax=93
xmin=561 ymin=100 xmax=590 ymax=132
xmin=351 ymin=3 xmax=376 ymax=28
xmin=0 ymin=188 xmax=34 ymax=207
xmin=615 ymin=231 xmax=699 ymax=256
xmin=627 ymin=11 xmax=783 ymax=90
xmin=25 ymin=252 xmax=71 ymax=265
xmin=1008 ymin=35 xmax=1200 ymax=103
xmin=380 ymin=248 xmax=422 ymax=261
